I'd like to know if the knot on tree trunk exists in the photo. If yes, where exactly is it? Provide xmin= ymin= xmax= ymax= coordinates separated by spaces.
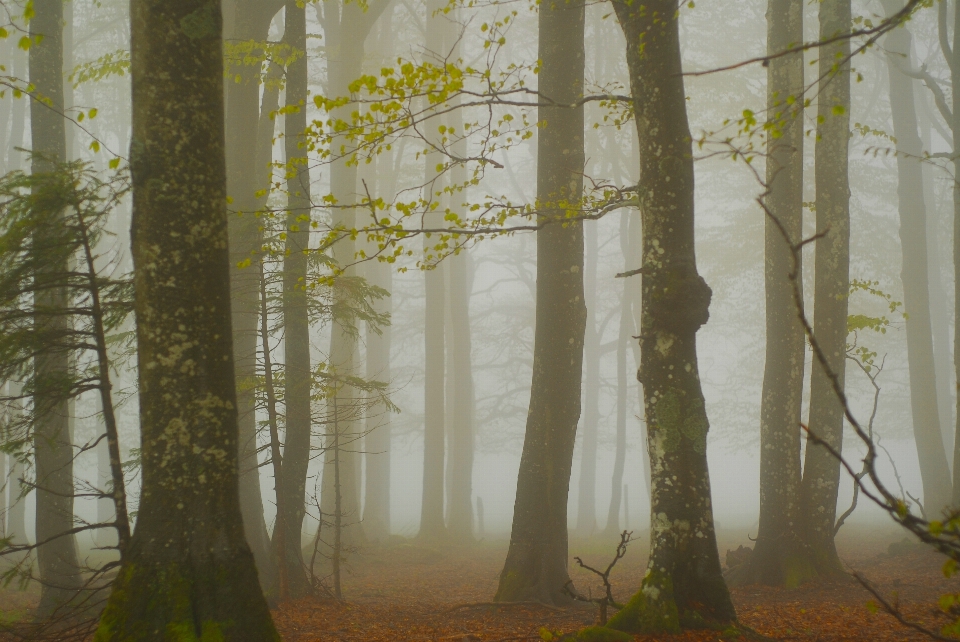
xmin=646 ymin=264 xmax=711 ymax=334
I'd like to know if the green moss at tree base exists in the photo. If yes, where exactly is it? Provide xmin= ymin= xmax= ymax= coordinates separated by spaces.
xmin=605 ymin=571 xmax=681 ymax=635
xmin=93 ymin=560 xmax=279 ymax=642
xmin=566 ymin=625 xmax=634 ymax=642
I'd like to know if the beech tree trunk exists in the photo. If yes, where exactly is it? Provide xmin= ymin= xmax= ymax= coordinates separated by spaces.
xmin=881 ymin=0 xmax=953 ymax=515
xmin=223 ymin=0 xmax=284 ymax=593
xmin=950 ymin=0 xmax=960 ymax=508
xmin=576 ymin=221 xmax=599 ymax=538
xmin=494 ymin=0 xmax=585 ymax=604
xmin=745 ymin=0 xmax=814 ymax=588
xmin=800 ymin=0 xmax=850 ymax=576
xmin=30 ymin=0 xmax=82 ymax=617
xmin=606 ymin=0 xmax=735 ymax=632
xmin=94 ymin=1 xmax=278 ymax=638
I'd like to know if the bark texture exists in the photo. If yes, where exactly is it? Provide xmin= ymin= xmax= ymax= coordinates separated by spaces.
xmin=576 ymin=221 xmax=599 ymax=538
xmin=94 ymin=1 xmax=278 ymax=638
xmin=881 ymin=0 xmax=953 ymax=515
xmin=800 ymin=0 xmax=850 ymax=576
xmin=30 ymin=0 xmax=82 ymax=617
xmin=606 ymin=0 xmax=735 ymax=632
xmin=494 ymin=0 xmax=585 ymax=604
xmin=950 ymin=0 xmax=960 ymax=508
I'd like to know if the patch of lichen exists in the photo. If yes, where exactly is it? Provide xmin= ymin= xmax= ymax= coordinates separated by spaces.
xmin=93 ymin=561 xmax=278 ymax=642
xmin=605 ymin=570 xmax=681 ymax=634
xmin=652 ymin=388 xmax=708 ymax=455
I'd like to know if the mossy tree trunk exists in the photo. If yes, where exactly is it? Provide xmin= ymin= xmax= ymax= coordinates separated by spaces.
xmin=951 ymin=0 xmax=960 ymax=507
xmin=94 ymin=1 xmax=278 ymax=638
xmin=800 ymin=0 xmax=850 ymax=576
xmin=223 ymin=0 xmax=284 ymax=595
xmin=606 ymin=0 xmax=735 ymax=632
xmin=30 ymin=0 xmax=82 ymax=617
xmin=494 ymin=0 xmax=585 ymax=605
xmin=275 ymin=0 xmax=312 ymax=599
xmin=740 ymin=0 xmax=816 ymax=588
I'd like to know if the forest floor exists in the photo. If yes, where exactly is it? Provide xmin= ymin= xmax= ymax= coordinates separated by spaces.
xmin=0 ymin=524 xmax=956 ymax=640
xmin=271 ymin=525 xmax=960 ymax=642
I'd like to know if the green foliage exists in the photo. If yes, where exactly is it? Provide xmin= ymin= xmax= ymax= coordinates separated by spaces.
xmin=70 ymin=49 xmax=130 ymax=87
xmin=846 ymin=279 xmax=904 ymax=371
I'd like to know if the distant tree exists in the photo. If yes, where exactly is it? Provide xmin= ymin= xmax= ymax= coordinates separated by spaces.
xmin=29 ymin=0 xmax=83 ymax=616
xmin=605 ymin=0 xmax=736 ymax=632
xmin=94 ymin=0 xmax=278 ymax=637
xmin=494 ymin=0 xmax=586 ymax=604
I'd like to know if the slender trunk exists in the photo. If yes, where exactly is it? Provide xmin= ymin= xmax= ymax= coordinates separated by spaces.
xmin=494 ymin=0 xmax=585 ymax=604
xmin=259 ymin=261 xmax=289 ymax=602
xmin=747 ymin=0 xmax=813 ymax=588
xmin=63 ymin=0 xmax=74 ymax=161
xmin=576 ymin=221 xmax=599 ymax=538
xmin=606 ymin=0 xmax=735 ymax=631
xmin=30 ymin=0 xmax=81 ymax=616
xmin=950 ymin=0 xmax=960 ymax=507
xmin=800 ymin=0 xmax=851 ymax=576
xmin=95 ymin=402 xmax=116 ymax=549
xmin=603 ymin=210 xmax=631 ymax=537
xmin=95 ymin=1 xmax=278 ymax=637
xmin=362 ymin=9 xmax=394 ymax=544
xmin=444 ymin=29 xmax=475 ymax=539
xmin=7 ymin=44 xmax=26 ymax=172
xmin=881 ymin=0 xmax=953 ymax=515
xmin=5 ymin=384 xmax=26 ymax=544
xmin=224 ymin=0 xmax=284 ymax=594
xmin=275 ymin=0 xmax=312 ymax=598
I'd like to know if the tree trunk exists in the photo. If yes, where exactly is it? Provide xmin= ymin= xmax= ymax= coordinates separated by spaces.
xmin=606 ymin=0 xmax=735 ymax=632
xmin=95 ymin=1 xmax=278 ymax=637
xmin=799 ymin=0 xmax=850 ymax=576
xmin=30 ymin=0 xmax=82 ymax=617
xmin=6 ymin=42 xmax=27 ymax=172
xmin=744 ymin=0 xmax=814 ymax=588
xmin=576 ymin=221 xmax=599 ymax=538
xmin=223 ymin=0 xmax=284 ymax=594
xmin=950 ymin=0 xmax=960 ymax=508
xmin=5 ymin=382 xmax=26 ymax=545
xmin=274 ymin=0 xmax=312 ymax=598
xmin=880 ymin=0 xmax=953 ymax=515
xmin=603 ymin=210 xmax=632 ymax=538
xmin=494 ymin=0 xmax=585 ymax=605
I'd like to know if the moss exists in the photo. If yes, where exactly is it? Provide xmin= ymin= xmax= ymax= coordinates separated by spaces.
xmin=783 ymin=553 xmax=817 ymax=589
xmin=494 ymin=569 xmax=525 ymax=602
xmin=653 ymin=389 xmax=682 ymax=453
xmin=680 ymin=608 xmax=708 ymax=629
xmin=606 ymin=570 xmax=680 ymax=635
xmin=567 ymin=626 xmax=634 ymax=642
xmin=680 ymin=397 xmax=708 ymax=455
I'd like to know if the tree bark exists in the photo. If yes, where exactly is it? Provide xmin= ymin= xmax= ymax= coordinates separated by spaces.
xmin=94 ymin=1 xmax=278 ymax=637
xmin=744 ymin=0 xmax=815 ymax=588
xmin=30 ymin=0 xmax=82 ymax=617
xmin=223 ymin=0 xmax=284 ymax=594
xmin=950 ymin=0 xmax=960 ymax=508
xmin=274 ymin=0 xmax=312 ymax=599
xmin=606 ymin=0 xmax=735 ymax=632
xmin=800 ymin=0 xmax=850 ymax=576
xmin=576 ymin=221 xmax=599 ymax=538
xmin=494 ymin=0 xmax=585 ymax=604
xmin=880 ymin=0 xmax=953 ymax=515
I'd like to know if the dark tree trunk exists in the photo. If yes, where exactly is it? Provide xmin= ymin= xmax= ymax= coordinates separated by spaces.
xmin=223 ymin=0 xmax=284 ymax=594
xmin=880 ymin=0 xmax=953 ymax=515
xmin=576 ymin=221 xmax=599 ymax=538
xmin=950 ymin=0 xmax=960 ymax=508
xmin=745 ymin=0 xmax=815 ymax=588
xmin=30 ymin=0 xmax=82 ymax=617
xmin=274 ymin=0 xmax=312 ymax=598
xmin=95 ymin=1 xmax=278 ymax=638
xmin=606 ymin=0 xmax=735 ymax=632
xmin=494 ymin=0 xmax=585 ymax=604
xmin=800 ymin=0 xmax=850 ymax=576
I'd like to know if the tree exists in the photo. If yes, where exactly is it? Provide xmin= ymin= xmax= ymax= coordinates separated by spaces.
xmin=29 ymin=0 xmax=83 ymax=616
xmin=736 ymin=0 xmax=814 ymax=588
xmin=576 ymin=221 xmax=599 ymax=538
xmin=605 ymin=0 xmax=736 ymax=632
xmin=879 ymin=0 xmax=953 ymax=515
xmin=94 ymin=0 xmax=278 ymax=637
xmin=223 ymin=0 xmax=285 ymax=593
xmin=494 ymin=0 xmax=586 ymax=604
xmin=800 ymin=0 xmax=851 ymax=576
xmin=274 ymin=0 xmax=313 ymax=599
